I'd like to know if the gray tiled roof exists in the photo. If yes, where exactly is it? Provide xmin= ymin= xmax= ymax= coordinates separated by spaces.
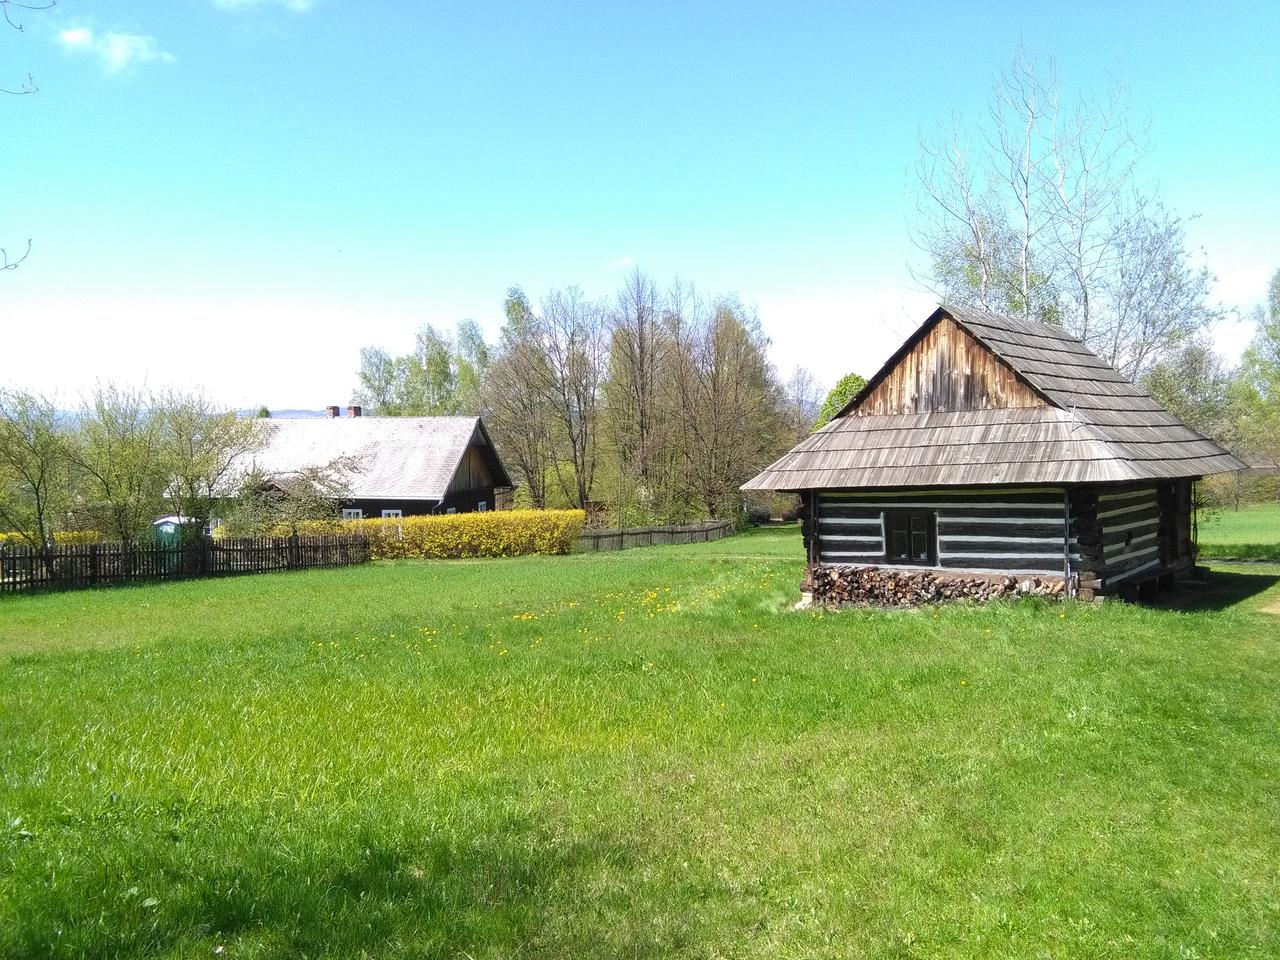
xmin=250 ymin=416 xmax=502 ymax=501
xmin=744 ymin=306 xmax=1245 ymax=491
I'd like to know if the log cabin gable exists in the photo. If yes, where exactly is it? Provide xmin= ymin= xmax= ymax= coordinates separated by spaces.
xmin=845 ymin=313 xmax=1049 ymax=417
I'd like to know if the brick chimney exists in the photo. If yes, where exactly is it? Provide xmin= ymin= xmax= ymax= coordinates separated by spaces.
xmin=325 ymin=405 xmax=339 ymax=418
xmin=347 ymin=405 xmax=362 ymax=418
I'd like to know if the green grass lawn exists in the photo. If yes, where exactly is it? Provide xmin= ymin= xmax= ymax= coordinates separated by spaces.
xmin=1199 ymin=502 xmax=1280 ymax=559
xmin=3 ymin=527 xmax=1280 ymax=959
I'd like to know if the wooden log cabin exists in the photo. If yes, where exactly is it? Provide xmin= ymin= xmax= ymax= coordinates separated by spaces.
xmin=743 ymin=305 xmax=1244 ymax=602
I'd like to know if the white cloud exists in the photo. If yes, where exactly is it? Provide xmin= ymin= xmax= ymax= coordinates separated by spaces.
xmin=57 ymin=26 xmax=93 ymax=50
xmin=612 ymin=255 xmax=636 ymax=268
xmin=212 ymin=0 xmax=318 ymax=11
xmin=58 ymin=27 xmax=175 ymax=75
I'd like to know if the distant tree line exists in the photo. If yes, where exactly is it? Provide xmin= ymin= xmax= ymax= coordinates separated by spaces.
xmin=354 ymin=269 xmax=829 ymax=524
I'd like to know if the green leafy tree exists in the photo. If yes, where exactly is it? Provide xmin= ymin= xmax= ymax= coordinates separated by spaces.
xmin=1229 ymin=268 xmax=1280 ymax=472
xmin=354 ymin=321 xmax=492 ymax=416
xmin=223 ymin=457 xmax=357 ymax=537
xmin=158 ymin=390 xmax=266 ymax=532
xmin=1139 ymin=338 xmax=1233 ymax=440
xmin=68 ymin=385 xmax=170 ymax=543
xmin=814 ymin=373 xmax=868 ymax=428
xmin=0 ymin=389 xmax=71 ymax=548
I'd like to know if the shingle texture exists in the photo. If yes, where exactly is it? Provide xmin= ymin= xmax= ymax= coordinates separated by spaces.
xmin=744 ymin=306 xmax=1245 ymax=491
xmin=250 ymin=416 xmax=503 ymax=501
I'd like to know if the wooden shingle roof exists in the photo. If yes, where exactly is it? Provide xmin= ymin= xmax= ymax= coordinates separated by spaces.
xmin=744 ymin=305 xmax=1244 ymax=491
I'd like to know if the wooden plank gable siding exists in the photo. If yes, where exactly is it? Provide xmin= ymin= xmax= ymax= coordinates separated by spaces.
xmin=817 ymin=488 xmax=1075 ymax=574
xmin=446 ymin=445 xmax=494 ymax=496
xmin=855 ymin=317 xmax=1047 ymax=416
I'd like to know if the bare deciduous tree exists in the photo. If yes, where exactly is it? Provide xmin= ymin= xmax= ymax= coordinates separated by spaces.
xmin=782 ymin=365 xmax=822 ymax=441
xmin=666 ymin=287 xmax=786 ymax=518
xmin=2 ymin=0 xmax=54 ymax=271
xmin=539 ymin=287 xmax=606 ymax=509
xmin=483 ymin=287 xmax=556 ymax=509
xmin=604 ymin=267 xmax=664 ymax=490
xmin=914 ymin=49 xmax=1220 ymax=378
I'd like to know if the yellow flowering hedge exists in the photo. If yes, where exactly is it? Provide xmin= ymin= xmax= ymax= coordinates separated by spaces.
xmin=276 ymin=509 xmax=586 ymax=560
xmin=1 ymin=530 xmax=104 ymax=546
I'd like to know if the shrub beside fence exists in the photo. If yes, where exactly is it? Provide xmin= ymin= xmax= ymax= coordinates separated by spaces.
xmin=278 ymin=509 xmax=586 ymax=560
xmin=0 ymin=534 xmax=370 ymax=595
xmin=574 ymin=519 xmax=735 ymax=552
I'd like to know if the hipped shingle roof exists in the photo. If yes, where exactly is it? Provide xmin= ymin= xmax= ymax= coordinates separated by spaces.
xmin=744 ymin=305 xmax=1244 ymax=491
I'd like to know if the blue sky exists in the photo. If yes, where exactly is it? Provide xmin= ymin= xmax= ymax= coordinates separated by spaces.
xmin=3 ymin=0 xmax=1278 ymax=408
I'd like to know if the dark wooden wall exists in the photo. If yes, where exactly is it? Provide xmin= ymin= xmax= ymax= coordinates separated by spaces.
xmin=447 ymin=447 xmax=495 ymax=497
xmin=815 ymin=488 xmax=1073 ymax=574
xmin=1069 ymin=480 xmax=1192 ymax=598
xmin=342 ymin=490 xmax=496 ymax=517
xmin=855 ymin=317 xmax=1047 ymax=416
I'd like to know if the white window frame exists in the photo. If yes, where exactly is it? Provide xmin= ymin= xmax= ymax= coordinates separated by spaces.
xmin=381 ymin=509 xmax=403 ymax=519
xmin=342 ymin=508 xmax=363 ymax=520
xmin=446 ymin=507 xmax=457 ymax=515
xmin=477 ymin=501 xmax=488 ymax=512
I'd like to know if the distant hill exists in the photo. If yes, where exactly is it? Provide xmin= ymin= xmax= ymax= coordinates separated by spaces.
xmin=237 ymin=409 xmax=329 ymax=419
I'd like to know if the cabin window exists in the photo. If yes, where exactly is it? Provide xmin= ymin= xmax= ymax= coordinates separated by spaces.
xmin=477 ymin=501 xmax=488 ymax=512
xmin=341 ymin=508 xmax=363 ymax=520
xmin=381 ymin=509 xmax=403 ymax=519
xmin=884 ymin=510 xmax=936 ymax=565
xmin=446 ymin=507 xmax=457 ymax=515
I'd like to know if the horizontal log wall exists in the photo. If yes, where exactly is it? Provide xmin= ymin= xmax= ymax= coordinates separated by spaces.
xmin=817 ymin=488 xmax=1073 ymax=574
xmin=1069 ymin=482 xmax=1190 ymax=598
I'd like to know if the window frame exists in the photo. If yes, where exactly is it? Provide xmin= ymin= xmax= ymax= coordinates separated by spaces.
xmin=882 ymin=509 xmax=937 ymax=566
xmin=341 ymin=508 xmax=363 ymax=520
xmin=381 ymin=509 xmax=403 ymax=519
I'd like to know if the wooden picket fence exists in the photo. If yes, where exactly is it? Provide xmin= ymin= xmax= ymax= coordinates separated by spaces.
xmin=574 ymin=519 xmax=735 ymax=553
xmin=0 ymin=534 xmax=371 ymax=595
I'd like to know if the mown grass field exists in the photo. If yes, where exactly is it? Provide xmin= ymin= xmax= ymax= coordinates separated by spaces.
xmin=1199 ymin=502 xmax=1280 ymax=559
xmin=2 ymin=527 xmax=1280 ymax=959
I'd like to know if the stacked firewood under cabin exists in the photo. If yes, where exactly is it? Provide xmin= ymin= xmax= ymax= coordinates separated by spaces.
xmin=808 ymin=564 xmax=1066 ymax=608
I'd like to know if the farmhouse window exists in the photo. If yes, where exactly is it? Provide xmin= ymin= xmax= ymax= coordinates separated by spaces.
xmin=342 ymin=508 xmax=363 ymax=520
xmin=477 ymin=501 xmax=488 ymax=512
xmin=884 ymin=510 xmax=935 ymax=565
xmin=381 ymin=509 xmax=403 ymax=518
